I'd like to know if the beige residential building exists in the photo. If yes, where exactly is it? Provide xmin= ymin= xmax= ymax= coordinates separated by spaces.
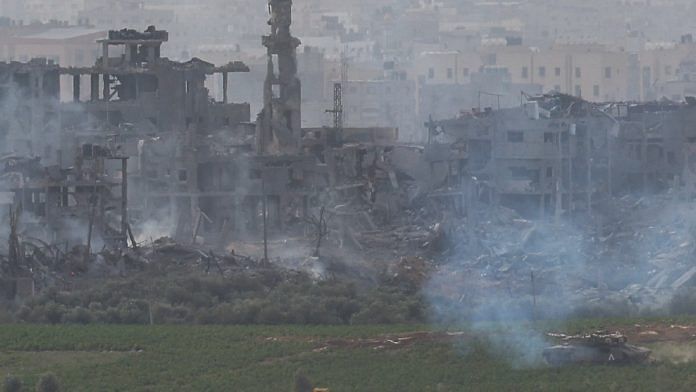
xmin=414 ymin=42 xmax=696 ymax=103
xmin=639 ymin=41 xmax=696 ymax=101
xmin=0 ymin=26 xmax=105 ymax=101
xmin=414 ymin=51 xmax=483 ymax=85
xmin=0 ymin=27 xmax=104 ymax=67
xmin=478 ymin=44 xmax=631 ymax=102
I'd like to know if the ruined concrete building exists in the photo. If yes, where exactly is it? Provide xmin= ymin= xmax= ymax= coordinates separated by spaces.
xmin=0 ymin=2 xmax=405 ymax=250
xmin=431 ymin=93 xmax=696 ymax=217
xmin=0 ymin=59 xmax=61 ymax=163
xmin=433 ymin=94 xmax=615 ymax=217
xmin=0 ymin=26 xmax=254 ymax=246
xmin=607 ymin=101 xmax=696 ymax=194
xmin=0 ymin=146 xmax=128 ymax=248
xmin=65 ymin=27 xmax=250 ymax=133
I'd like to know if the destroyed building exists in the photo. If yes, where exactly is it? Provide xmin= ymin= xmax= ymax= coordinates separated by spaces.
xmin=607 ymin=100 xmax=696 ymax=194
xmin=64 ymin=27 xmax=251 ymax=133
xmin=433 ymin=94 xmax=615 ymax=217
xmin=0 ymin=146 xmax=129 ymax=247
xmin=0 ymin=26 xmax=255 ymax=246
xmin=0 ymin=3 xmax=411 ymax=251
xmin=0 ymin=58 xmax=61 ymax=163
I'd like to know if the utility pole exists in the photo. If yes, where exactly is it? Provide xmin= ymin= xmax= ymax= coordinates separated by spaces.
xmin=85 ymin=185 xmax=97 ymax=264
xmin=262 ymin=175 xmax=269 ymax=264
xmin=588 ymin=158 xmax=593 ymax=214
xmin=120 ymin=157 xmax=129 ymax=248
xmin=555 ymin=126 xmax=563 ymax=220
xmin=642 ymin=120 xmax=648 ymax=193
xmin=569 ymin=124 xmax=574 ymax=212
xmin=531 ymin=270 xmax=538 ymax=323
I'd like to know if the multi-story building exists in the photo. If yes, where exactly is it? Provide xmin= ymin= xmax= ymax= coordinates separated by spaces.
xmin=0 ymin=21 xmax=105 ymax=102
xmin=342 ymin=78 xmax=419 ymax=142
xmin=418 ymin=68 xmax=543 ymax=124
xmin=639 ymin=37 xmax=696 ymax=101
xmin=0 ymin=26 xmax=104 ymax=66
xmin=413 ymin=39 xmax=696 ymax=104
xmin=434 ymin=94 xmax=615 ymax=217
xmin=477 ymin=43 xmax=632 ymax=102
xmin=0 ymin=59 xmax=62 ymax=163
xmin=608 ymin=101 xmax=696 ymax=193
xmin=414 ymin=51 xmax=483 ymax=86
xmin=655 ymin=52 xmax=696 ymax=101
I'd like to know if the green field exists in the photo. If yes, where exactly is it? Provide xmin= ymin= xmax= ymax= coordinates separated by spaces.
xmin=2 ymin=323 xmax=696 ymax=391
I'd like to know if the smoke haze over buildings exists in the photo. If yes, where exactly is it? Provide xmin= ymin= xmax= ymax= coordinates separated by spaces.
xmin=2 ymin=0 xmax=696 ymax=360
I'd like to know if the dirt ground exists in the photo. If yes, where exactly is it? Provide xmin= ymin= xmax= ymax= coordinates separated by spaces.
xmin=262 ymin=323 xmax=696 ymax=355
xmin=611 ymin=323 xmax=696 ymax=344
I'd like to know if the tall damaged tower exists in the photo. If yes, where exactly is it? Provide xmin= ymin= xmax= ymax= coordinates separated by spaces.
xmin=257 ymin=0 xmax=302 ymax=155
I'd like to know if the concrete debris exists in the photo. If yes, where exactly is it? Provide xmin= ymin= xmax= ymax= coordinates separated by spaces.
xmin=425 ymin=193 xmax=696 ymax=314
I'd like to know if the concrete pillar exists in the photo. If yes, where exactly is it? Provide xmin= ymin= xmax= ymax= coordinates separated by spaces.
xmin=73 ymin=75 xmax=80 ymax=102
xmin=148 ymin=45 xmax=156 ymax=64
xmin=222 ymin=72 xmax=228 ymax=104
xmin=102 ymin=43 xmax=109 ymax=65
xmin=539 ymin=194 xmax=545 ymax=219
xmin=90 ymin=74 xmax=99 ymax=101
xmin=125 ymin=44 xmax=134 ymax=64
xmin=102 ymin=74 xmax=110 ymax=101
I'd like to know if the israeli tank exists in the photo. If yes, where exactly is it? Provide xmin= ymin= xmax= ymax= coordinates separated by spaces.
xmin=543 ymin=331 xmax=651 ymax=366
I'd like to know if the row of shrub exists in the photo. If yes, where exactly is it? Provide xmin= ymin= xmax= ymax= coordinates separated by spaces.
xmin=11 ymin=270 xmax=696 ymax=326
xmin=9 ymin=273 xmax=427 ymax=325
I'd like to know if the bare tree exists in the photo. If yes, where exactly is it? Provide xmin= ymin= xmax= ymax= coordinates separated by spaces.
xmin=305 ymin=206 xmax=328 ymax=257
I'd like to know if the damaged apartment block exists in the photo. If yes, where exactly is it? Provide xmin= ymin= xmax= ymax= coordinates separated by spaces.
xmin=0 ymin=15 xmax=405 ymax=253
xmin=0 ymin=26 xmax=253 ymax=248
xmin=433 ymin=94 xmax=616 ymax=218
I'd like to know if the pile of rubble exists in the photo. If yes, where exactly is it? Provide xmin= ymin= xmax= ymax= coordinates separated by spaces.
xmin=3 ymin=170 xmax=696 ymax=318
xmin=426 ymin=193 xmax=696 ymax=315
xmin=0 ymin=235 xmax=272 ymax=296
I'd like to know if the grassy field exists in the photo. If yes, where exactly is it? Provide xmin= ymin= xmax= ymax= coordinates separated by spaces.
xmin=2 ymin=322 xmax=696 ymax=391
